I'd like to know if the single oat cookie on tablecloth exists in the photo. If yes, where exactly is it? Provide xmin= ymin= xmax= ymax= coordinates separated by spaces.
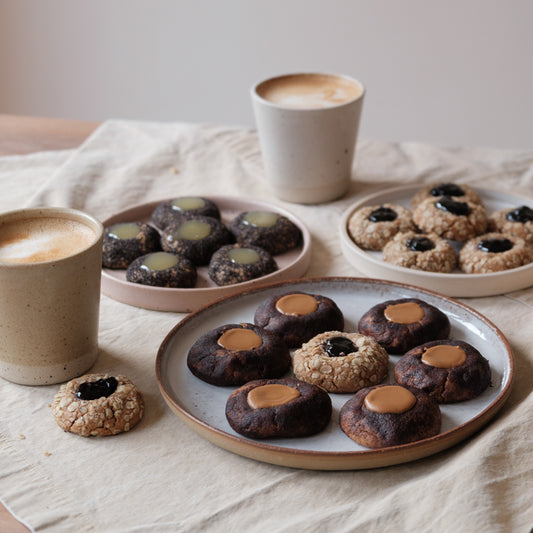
xmin=412 ymin=196 xmax=487 ymax=242
xmin=292 ymin=331 xmax=389 ymax=393
xmin=458 ymin=232 xmax=533 ymax=273
xmin=347 ymin=203 xmax=416 ymax=251
xmin=382 ymin=231 xmax=457 ymax=272
xmin=51 ymin=373 xmax=144 ymax=437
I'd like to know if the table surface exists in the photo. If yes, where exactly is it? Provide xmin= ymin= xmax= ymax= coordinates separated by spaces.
xmin=1 ymin=114 xmax=531 ymax=532
xmin=0 ymin=114 xmax=96 ymax=533
xmin=0 ymin=114 xmax=98 ymax=156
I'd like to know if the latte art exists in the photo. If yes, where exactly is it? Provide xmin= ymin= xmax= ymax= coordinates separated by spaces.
xmin=0 ymin=217 xmax=96 ymax=263
xmin=256 ymin=73 xmax=363 ymax=109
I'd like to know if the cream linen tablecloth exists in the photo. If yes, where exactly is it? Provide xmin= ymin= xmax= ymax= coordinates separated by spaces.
xmin=0 ymin=120 xmax=532 ymax=533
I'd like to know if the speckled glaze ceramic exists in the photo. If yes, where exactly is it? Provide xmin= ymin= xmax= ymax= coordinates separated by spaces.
xmin=0 ymin=207 xmax=104 ymax=385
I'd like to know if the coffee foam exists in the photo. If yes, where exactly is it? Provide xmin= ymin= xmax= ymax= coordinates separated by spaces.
xmin=0 ymin=217 xmax=96 ymax=263
xmin=257 ymin=73 xmax=363 ymax=109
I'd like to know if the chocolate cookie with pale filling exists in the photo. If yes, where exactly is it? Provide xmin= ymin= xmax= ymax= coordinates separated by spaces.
xmin=347 ymin=203 xmax=416 ymax=251
xmin=151 ymin=196 xmax=221 ymax=230
xmin=186 ymin=323 xmax=291 ymax=386
xmin=228 ymin=211 xmax=302 ymax=255
xmin=339 ymin=384 xmax=441 ymax=448
xmin=126 ymin=251 xmax=197 ymax=288
xmin=488 ymin=205 xmax=533 ymax=245
xmin=253 ymin=291 xmax=344 ymax=349
xmin=225 ymin=377 xmax=332 ymax=439
xmin=51 ymin=373 xmax=144 ymax=437
xmin=208 ymin=244 xmax=277 ymax=286
xmin=102 ymin=221 xmax=161 ymax=269
xmin=394 ymin=339 xmax=491 ymax=403
xmin=413 ymin=196 xmax=488 ymax=242
xmin=358 ymin=298 xmax=451 ymax=354
xmin=458 ymin=232 xmax=533 ymax=273
xmin=292 ymin=331 xmax=389 ymax=393
xmin=161 ymin=215 xmax=233 ymax=265
xmin=382 ymin=231 xmax=457 ymax=272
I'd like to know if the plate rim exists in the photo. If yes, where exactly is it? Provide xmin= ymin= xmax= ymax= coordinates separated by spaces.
xmin=100 ymin=195 xmax=312 ymax=311
xmin=155 ymin=276 xmax=515 ymax=470
xmin=339 ymin=185 xmax=533 ymax=296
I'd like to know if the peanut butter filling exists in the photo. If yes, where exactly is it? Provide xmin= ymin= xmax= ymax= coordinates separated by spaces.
xmin=384 ymin=301 xmax=424 ymax=324
xmin=217 ymin=328 xmax=263 ymax=351
xmin=247 ymin=384 xmax=301 ymax=409
xmin=275 ymin=293 xmax=318 ymax=316
xmin=421 ymin=344 xmax=466 ymax=368
xmin=364 ymin=385 xmax=416 ymax=414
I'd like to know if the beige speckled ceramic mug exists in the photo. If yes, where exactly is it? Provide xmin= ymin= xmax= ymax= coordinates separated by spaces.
xmin=0 ymin=207 xmax=104 ymax=385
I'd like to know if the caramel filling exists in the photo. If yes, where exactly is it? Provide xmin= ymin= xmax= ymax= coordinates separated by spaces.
xmin=217 ymin=328 xmax=263 ymax=351
xmin=275 ymin=293 xmax=318 ymax=316
xmin=421 ymin=344 xmax=466 ymax=368
xmin=384 ymin=302 xmax=424 ymax=324
xmin=108 ymin=222 xmax=141 ymax=240
xmin=243 ymin=211 xmax=279 ymax=227
xmin=247 ymin=384 xmax=300 ymax=409
xmin=364 ymin=385 xmax=416 ymax=414
xmin=171 ymin=197 xmax=206 ymax=210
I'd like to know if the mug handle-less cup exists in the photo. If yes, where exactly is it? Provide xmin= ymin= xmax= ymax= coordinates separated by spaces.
xmin=0 ymin=207 xmax=104 ymax=385
xmin=251 ymin=72 xmax=365 ymax=204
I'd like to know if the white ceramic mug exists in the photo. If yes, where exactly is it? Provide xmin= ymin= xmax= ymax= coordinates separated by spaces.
xmin=251 ymin=72 xmax=365 ymax=204
xmin=0 ymin=207 xmax=104 ymax=385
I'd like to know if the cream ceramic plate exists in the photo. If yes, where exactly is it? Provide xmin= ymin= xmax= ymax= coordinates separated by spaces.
xmin=156 ymin=277 xmax=514 ymax=470
xmin=101 ymin=196 xmax=312 ymax=312
xmin=340 ymin=186 xmax=533 ymax=297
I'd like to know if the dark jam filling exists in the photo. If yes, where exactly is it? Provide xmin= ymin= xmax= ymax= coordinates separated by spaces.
xmin=430 ymin=183 xmax=465 ymax=197
xmin=368 ymin=206 xmax=397 ymax=222
xmin=406 ymin=236 xmax=435 ymax=252
xmin=324 ymin=336 xmax=358 ymax=357
xmin=478 ymin=238 xmax=513 ymax=253
xmin=506 ymin=205 xmax=533 ymax=223
xmin=76 ymin=377 xmax=118 ymax=400
xmin=436 ymin=196 xmax=471 ymax=216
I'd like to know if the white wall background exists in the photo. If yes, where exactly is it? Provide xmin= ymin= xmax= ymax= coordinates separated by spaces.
xmin=1 ymin=0 xmax=532 ymax=149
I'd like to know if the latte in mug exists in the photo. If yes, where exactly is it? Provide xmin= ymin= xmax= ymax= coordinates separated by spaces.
xmin=256 ymin=73 xmax=363 ymax=109
xmin=0 ymin=216 xmax=97 ymax=264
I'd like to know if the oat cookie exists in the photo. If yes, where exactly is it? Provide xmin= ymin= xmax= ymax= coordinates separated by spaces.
xmin=488 ymin=205 xmax=533 ymax=245
xmin=411 ymin=182 xmax=483 ymax=210
xmin=225 ymin=378 xmax=332 ymax=439
xmin=394 ymin=339 xmax=491 ymax=403
xmin=292 ymin=331 xmax=389 ymax=393
xmin=339 ymin=384 xmax=441 ymax=448
xmin=347 ymin=203 xmax=416 ymax=251
xmin=51 ymin=373 xmax=144 ymax=437
xmin=458 ymin=232 xmax=533 ymax=273
xmin=412 ymin=196 xmax=488 ymax=242
xmin=382 ymin=231 xmax=457 ymax=272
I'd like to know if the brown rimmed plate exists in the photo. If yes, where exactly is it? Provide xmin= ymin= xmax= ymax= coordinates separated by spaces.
xmin=339 ymin=186 xmax=533 ymax=297
xmin=156 ymin=277 xmax=514 ymax=470
xmin=100 ymin=196 xmax=312 ymax=312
